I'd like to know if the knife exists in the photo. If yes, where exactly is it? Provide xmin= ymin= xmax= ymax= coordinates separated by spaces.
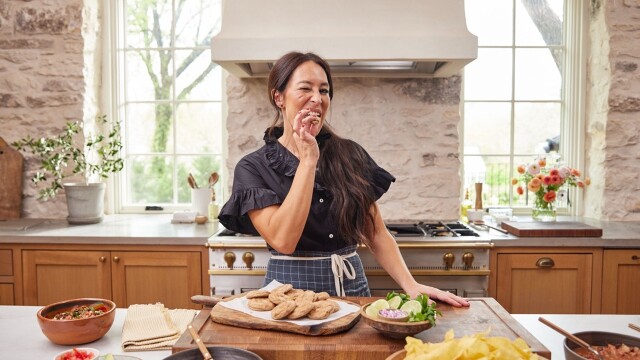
xmin=191 ymin=295 xmax=223 ymax=307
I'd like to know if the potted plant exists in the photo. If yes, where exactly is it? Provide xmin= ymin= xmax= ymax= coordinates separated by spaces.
xmin=12 ymin=115 xmax=123 ymax=224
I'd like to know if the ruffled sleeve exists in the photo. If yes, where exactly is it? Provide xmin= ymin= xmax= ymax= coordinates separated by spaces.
xmin=218 ymin=158 xmax=283 ymax=234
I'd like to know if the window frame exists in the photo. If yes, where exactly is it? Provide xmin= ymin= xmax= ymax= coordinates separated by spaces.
xmin=461 ymin=0 xmax=588 ymax=216
xmin=101 ymin=0 xmax=226 ymax=214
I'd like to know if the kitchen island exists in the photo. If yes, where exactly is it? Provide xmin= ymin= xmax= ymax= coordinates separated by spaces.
xmin=1 ymin=305 xmax=638 ymax=360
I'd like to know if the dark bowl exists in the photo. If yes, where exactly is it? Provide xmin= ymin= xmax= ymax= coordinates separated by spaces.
xmin=164 ymin=346 xmax=263 ymax=360
xmin=564 ymin=331 xmax=640 ymax=360
xmin=360 ymin=303 xmax=433 ymax=339
xmin=37 ymin=298 xmax=116 ymax=345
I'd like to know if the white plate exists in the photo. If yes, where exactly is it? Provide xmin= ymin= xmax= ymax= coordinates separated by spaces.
xmin=97 ymin=355 xmax=142 ymax=360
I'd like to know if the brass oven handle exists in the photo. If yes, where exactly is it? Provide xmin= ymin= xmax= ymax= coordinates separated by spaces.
xmin=224 ymin=251 xmax=236 ymax=269
xmin=99 ymin=256 xmax=106 ymax=263
xmin=242 ymin=252 xmax=255 ymax=269
xmin=536 ymin=257 xmax=555 ymax=268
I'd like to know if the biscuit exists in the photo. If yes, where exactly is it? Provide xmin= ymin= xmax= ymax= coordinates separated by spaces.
xmin=268 ymin=291 xmax=291 ymax=305
xmin=314 ymin=300 xmax=340 ymax=313
xmin=246 ymin=289 xmax=270 ymax=299
xmin=314 ymin=291 xmax=330 ymax=301
xmin=295 ymin=290 xmax=316 ymax=305
xmin=286 ymin=301 xmax=315 ymax=320
xmin=272 ymin=284 xmax=293 ymax=294
xmin=271 ymin=300 xmax=296 ymax=320
xmin=247 ymin=298 xmax=275 ymax=311
xmin=285 ymin=288 xmax=304 ymax=299
xmin=307 ymin=304 xmax=333 ymax=320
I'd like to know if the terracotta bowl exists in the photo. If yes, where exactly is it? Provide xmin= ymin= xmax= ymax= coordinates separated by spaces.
xmin=37 ymin=298 xmax=116 ymax=345
xmin=564 ymin=331 xmax=640 ymax=360
xmin=360 ymin=303 xmax=433 ymax=339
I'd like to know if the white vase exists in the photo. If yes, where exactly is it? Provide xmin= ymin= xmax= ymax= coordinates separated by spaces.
xmin=63 ymin=182 xmax=106 ymax=224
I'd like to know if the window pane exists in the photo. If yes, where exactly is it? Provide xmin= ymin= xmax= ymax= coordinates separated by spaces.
xmin=463 ymin=155 xmax=511 ymax=207
xmin=176 ymin=102 xmax=222 ymax=154
xmin=465 ymin=0 xmax=513 ymax=46
xmin=464 ymin=48 xmax=513 ymax=100
xmin=516 ymin=0 xmax=563 ymax=46
xmin=126 ymin=103 xmax=174 ymax=154
xmin=464 ymin=102 xmax=511 ymax=154
xmin=176 ymin=156 xmax=223 ymax=203
xmin=175 ymin=50 xmax=221 ymax=101
xmin=513 ymin=102 xmax=561 ymax=154
xmin=125 ymin=50 xmax=173 ymax=101
xmin=174 ymin=0 xmax=221 ymax=47
xmin=126 ymin=1 xmax=172 ymax=48
xmin=514 ymin=48 xmax=562 ymax=100
xmin=126 ymin=155 xmax=174 ymax=204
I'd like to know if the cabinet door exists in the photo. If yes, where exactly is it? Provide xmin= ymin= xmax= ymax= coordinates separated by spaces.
xmin=0 ymin=284 xmax=14 ymax=305
xmin=496 ymin=253 xmax=593 ymax=314
xmin=22 ymin=250 xmax=112 ymax=305
xmin=111 ymin=251 xmax=201 ymax=309
xmin=602 ymin=250 xmax=640 ymax=314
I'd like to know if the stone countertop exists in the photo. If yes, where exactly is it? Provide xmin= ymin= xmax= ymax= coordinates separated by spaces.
xmin=0 ymin=214 xmax=220 ymax=246
xmin=1 ymin=305 xmax=638 ymax=360
xmin=482 ymin=216 xmax=640 ymax=248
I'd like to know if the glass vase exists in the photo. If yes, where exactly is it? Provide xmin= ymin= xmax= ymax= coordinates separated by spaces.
xmin=532 ymin=204 xmax=557 ymax=222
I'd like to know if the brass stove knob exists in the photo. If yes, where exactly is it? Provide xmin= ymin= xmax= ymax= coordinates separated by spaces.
xmin=443 ymin=252 xmax=455 ymax=270
xmin=224 ymin=251 xmax=236 ymax=269
xmin=242 ymin=252 xmax=255 ymax=269
xmin=462 ymin=252 xmax=474 ymax=269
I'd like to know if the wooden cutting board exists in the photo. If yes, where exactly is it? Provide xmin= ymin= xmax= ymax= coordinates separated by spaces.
xmin=501 ymin=220 xmax=603 ymax=237
xmin=209 ymin=295 xmax=360 ymax=336
xmin=173 ymin=297 xmax=550 ymax=360
xmin=0 ymin=137 xmax=23 ymax=219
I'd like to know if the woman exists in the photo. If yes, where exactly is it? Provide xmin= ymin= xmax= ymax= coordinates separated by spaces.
xmin=219 ymin=52 xmax=469 ymax=307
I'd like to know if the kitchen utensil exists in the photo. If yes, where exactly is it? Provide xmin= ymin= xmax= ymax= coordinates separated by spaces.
xmin=538 ymin=317 xmax=604 ymax=360
xmin=630 ymin=323 xmax=640 ymax=333
xmin=188 ymin=173 xmax=198 ymax=189
xmin=474 ymin=182 xmax=483 ymax=210
xmin=0 ymin=137 xmax=23 ymax=219
xmin=190 ymin=295 xmax=223 ymax=307
xmin=188 ymin=325 xmax=213 ymax=360
xmin=208 ymin=172 xmax=219 ymax=187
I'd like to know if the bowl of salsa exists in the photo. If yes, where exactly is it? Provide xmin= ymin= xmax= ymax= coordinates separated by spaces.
xmin=37 ymin=298 xmax=116 ymax=345
xmin=564 ymin=331 xmax=640 ymax=360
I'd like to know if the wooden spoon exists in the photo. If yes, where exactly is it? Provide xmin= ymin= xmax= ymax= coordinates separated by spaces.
xmin=538 ymin=317 xmax=603 ymax=360
xmin=208 ymin=172 xmax=219 ymax=187
xmin=188 ymin=324 xmax=213 ymax=360
xmin=630 ymin=323 xmax=640 ymax=333
xmin=188 ymin=173 xmax=198 ymax=189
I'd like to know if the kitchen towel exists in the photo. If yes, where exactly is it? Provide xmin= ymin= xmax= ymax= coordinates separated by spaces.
xmin=122 ymin=303 xmax=197 ymax=351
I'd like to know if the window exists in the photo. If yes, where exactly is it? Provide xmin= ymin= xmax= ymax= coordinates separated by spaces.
xmin=106 ymin=0 xmax=223 ymax=212
xmin=462 ymin=0 xmax=586 ymax=214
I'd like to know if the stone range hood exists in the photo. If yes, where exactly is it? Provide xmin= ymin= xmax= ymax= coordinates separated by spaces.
xmin=211 ymin=0 xmax=478 ymax=78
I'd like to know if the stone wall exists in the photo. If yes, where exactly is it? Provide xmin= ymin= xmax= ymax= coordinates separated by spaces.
xmin=0 ymin=0 xmax=99 ymax=218
xmin=224 ymin=75 xmax=463 ymax=221
xmin=585 ymin=0 xmax=640 ymax=221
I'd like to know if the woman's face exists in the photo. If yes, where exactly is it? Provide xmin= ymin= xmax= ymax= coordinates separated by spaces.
xmin=276 ymin=60 xmax=330 ymax=137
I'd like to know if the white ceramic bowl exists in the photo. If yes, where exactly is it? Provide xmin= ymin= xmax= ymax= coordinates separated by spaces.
xmin=53 ymin=347 xmax=99 ymax=360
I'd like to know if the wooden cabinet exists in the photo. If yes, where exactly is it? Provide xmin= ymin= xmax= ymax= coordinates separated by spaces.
xmin=602 ymin=249 xmax=640 ymax=314
xmin=490 ymin=248 xmax=602 ymax=314
xmin=21 ymin=245 xmax=208 ymax=309
xmin=0 ymin=247 xmax=16 ymax=305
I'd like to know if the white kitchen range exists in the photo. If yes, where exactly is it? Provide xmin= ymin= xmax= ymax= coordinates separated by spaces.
xmin=208 ymin=222 xmax=491 ymax=297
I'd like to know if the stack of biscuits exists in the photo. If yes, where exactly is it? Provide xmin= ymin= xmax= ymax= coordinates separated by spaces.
xmin=245 ymin=284 xmax=340 ymax=320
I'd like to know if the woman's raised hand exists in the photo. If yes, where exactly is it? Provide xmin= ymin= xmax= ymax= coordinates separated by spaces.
xmin=292 ymin=108 xmax=320 ymax=163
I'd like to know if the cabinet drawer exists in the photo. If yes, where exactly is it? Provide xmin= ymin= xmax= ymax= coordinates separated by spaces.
xmin=0 ymin=283 xmax=14 ymax=305
xmin=0 ymin=249 xmax=12 ymax=276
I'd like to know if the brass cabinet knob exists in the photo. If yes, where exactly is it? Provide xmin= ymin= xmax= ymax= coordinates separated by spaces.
xmin=224 ymin=251 xmax=236 ymax=269
xmin=99 ymin=256 xmax=106 ymax=263
xmin=632 ymin=255 xmax=639 ymax=261
xmin=242 ymin=252 xmax=255 ymax=269
xmin=113 ymin=256 xmax=120 ymax=263
xmin=443 ymin=252 xmax=455 ymax=270
xmin=536 ymin=257 xmax=555 ymax=268
xmin=462 ymin=252 xmax=474 ymax=269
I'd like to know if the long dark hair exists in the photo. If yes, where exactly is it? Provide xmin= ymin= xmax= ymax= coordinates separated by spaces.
xmin=267 ymin=51 xmax=378 ymax=249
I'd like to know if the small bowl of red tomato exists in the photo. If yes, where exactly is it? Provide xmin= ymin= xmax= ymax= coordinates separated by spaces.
xmin=53 ymin=347 xmax=99 ymax=360
xmin=37 ymin=298 xmax=116 ymax=345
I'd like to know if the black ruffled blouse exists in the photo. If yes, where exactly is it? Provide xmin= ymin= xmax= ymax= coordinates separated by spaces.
xmin=218 ymin=128 xmax=396 ymax=252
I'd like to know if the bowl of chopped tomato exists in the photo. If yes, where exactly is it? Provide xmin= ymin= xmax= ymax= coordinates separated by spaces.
xmin=37 ymin=298 xmax=116 ymax=345
xmin=53 ymin=347 xmax=99 ymax=360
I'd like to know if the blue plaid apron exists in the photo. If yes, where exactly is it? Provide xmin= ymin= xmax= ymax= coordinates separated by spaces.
xmin=263 ymin=245 xmax=371 ymax=297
